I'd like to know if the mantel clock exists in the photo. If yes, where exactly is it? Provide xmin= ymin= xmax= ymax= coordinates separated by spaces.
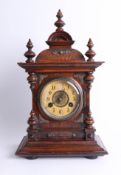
xmin=16 ymin=10 xmax=108 ymax=159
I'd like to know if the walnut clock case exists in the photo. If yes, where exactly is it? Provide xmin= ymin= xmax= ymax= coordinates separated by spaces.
xmin=16 ymin=10 xmax=108 ymax=159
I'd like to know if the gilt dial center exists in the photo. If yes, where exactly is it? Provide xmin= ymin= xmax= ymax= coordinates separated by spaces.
xmin=52 ymin=90 xmax=69 ymax=107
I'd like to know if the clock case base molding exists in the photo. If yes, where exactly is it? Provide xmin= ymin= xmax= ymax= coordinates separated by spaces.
xmin=16 ymin=135 xmax=108 ymax=159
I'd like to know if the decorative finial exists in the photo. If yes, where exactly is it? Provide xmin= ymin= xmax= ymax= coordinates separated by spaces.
xmin=54 ymin=9 xmax=65 ymax=31
xmin=85 ymin=38 xmax=96 ymax=61
xmin=24 ymin=39 xmax=36 ymax=63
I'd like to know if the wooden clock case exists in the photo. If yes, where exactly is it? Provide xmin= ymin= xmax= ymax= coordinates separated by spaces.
xmin=16 ymin=10 xmax=108 ymax=159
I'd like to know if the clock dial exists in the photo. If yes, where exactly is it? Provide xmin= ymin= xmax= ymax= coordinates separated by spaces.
xmin=39 ymin=78 xmax=81 ymax=119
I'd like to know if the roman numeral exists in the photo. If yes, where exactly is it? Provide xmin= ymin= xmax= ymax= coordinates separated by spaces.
xmin=51 ymin=85 xmax=56 ymax=90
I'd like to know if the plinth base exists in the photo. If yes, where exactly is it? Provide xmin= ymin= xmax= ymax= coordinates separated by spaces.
xmin=16 ymin=135 xmax=108 ymax=159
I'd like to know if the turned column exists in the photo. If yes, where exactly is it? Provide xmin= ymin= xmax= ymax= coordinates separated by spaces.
xmin=84 ymin=39 xmax=96 ymax=140
xmin=24 ymin=39 xmax=38 ymax=140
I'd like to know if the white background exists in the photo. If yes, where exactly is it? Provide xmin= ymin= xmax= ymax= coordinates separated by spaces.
xmin=0 ymin=0 xmax=121 ymax=175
